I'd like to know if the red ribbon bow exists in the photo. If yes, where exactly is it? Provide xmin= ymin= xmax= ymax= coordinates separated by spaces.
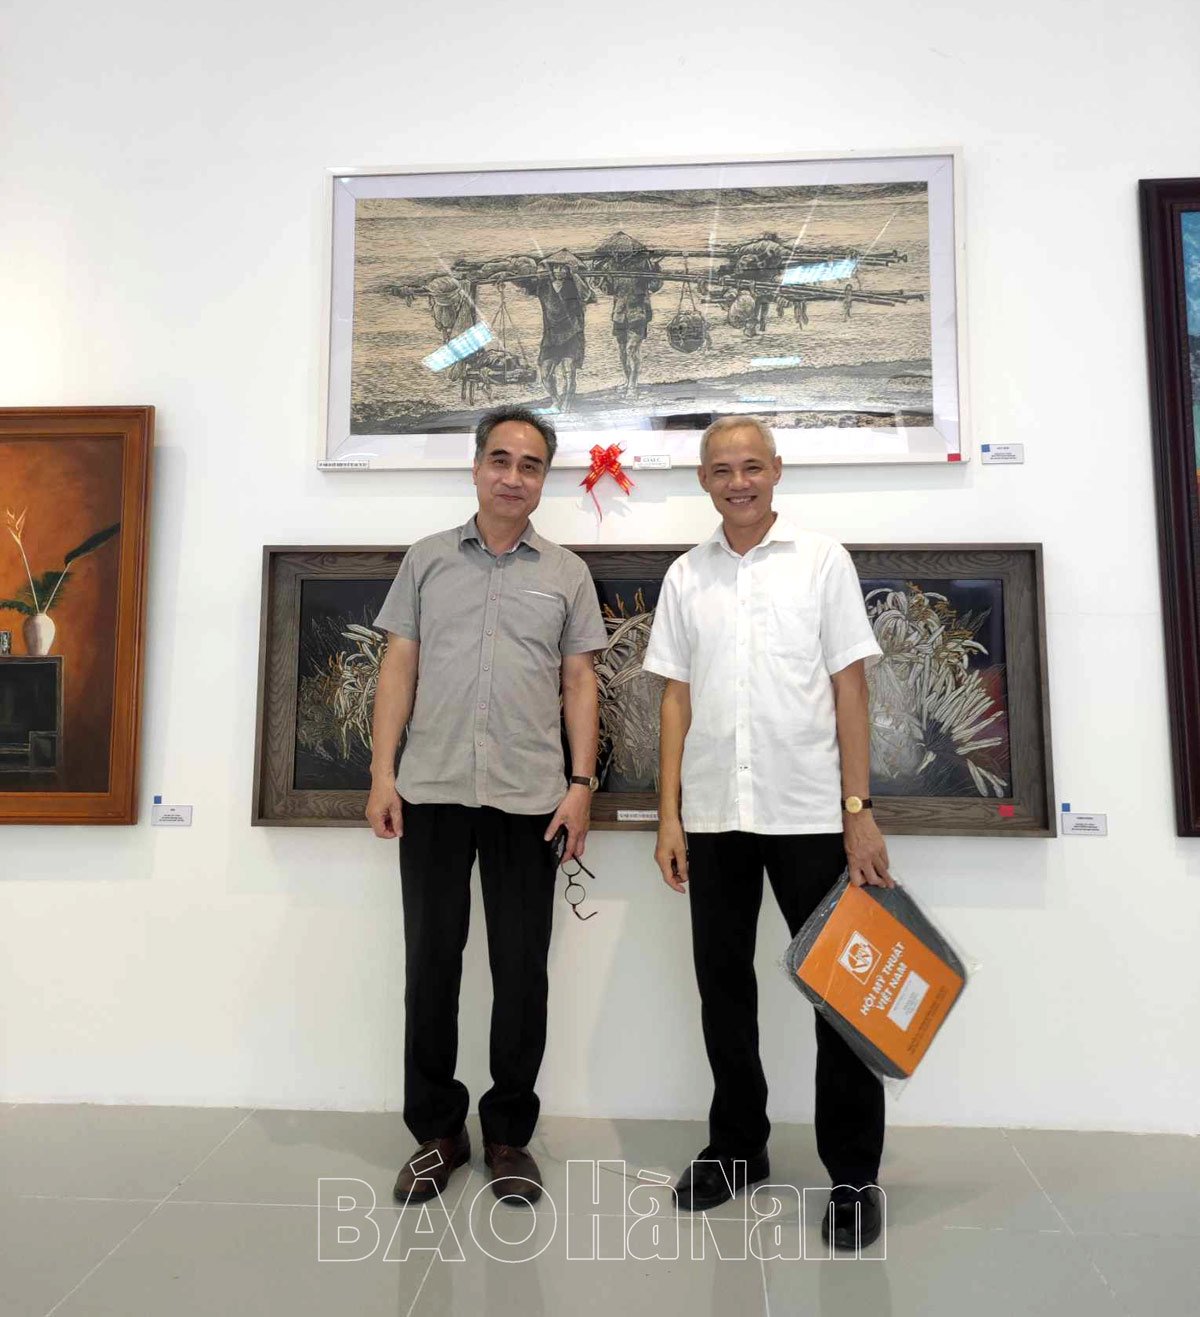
xmin=580 ymin=444 xmax=634 ymax=518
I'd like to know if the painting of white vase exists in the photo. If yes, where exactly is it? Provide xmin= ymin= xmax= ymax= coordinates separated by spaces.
xmin=23 ymin=611 xmax=56 ymax=656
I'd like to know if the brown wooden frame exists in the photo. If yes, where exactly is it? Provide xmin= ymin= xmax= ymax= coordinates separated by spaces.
xmin=253 ymin=547 xmax=405 ymax=825
xmin=0 ymin=407 xmax=153 ymax=825
xmin=254 ymin=541 xmax=1054 ymax=837
xmin=847 ymin=544 xmax=1054 ymax=837
xmin=1140 ymin=179 xmax=1200 ymax=835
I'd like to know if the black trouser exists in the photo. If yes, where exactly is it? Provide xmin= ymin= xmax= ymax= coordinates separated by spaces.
xmin=685 ymin=829 xmax=885 ymax=1188
xmin=399 ymin=801 xmax=557 ymax=1148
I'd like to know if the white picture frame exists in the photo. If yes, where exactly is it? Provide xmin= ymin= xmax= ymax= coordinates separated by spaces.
xmin=322 ymin=150 xmax=966 ymax=470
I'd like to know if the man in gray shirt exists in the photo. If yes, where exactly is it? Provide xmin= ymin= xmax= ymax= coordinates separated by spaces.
xmin=367 ymin=405 xmax=606 ymax=1209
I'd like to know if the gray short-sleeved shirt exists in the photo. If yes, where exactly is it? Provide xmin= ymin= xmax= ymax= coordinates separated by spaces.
xmin=374 ymin=517 xmax=607 ymax=815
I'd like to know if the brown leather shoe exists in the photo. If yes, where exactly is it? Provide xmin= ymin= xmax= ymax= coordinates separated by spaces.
xmin=484 ymin=1142 xmax=542 ymax=1204
xmin=393 ymin=1128 xmax=470 ymax=1204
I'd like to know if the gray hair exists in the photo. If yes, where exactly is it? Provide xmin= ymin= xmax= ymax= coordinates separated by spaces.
xmin=698 ymin=415 xmax=777 ymax=466
xmin=474 ymin=405 xmax=558 ymax=468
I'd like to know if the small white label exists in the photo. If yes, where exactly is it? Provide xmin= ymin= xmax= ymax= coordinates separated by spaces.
xmin=617 ymin=809 xmax=658 ymax=822
xmin=1063 ymin=811 xmax=1107 ymax=836
xmin=632 ymin=454 xmax=671 ymax=471
xmin=151 ymin=802 xmax=193 ymax=827
xmin=981 ymin=443 xmax=1024 ymax=465
xmin=887 ymin=971 xmax=929 ymax=1031
xmin=317 ymin=458 xmax=371 ymax=471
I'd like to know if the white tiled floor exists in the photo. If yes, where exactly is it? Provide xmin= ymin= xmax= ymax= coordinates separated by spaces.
xmin=1 ymin=1104 xmax=1195 ymax=1316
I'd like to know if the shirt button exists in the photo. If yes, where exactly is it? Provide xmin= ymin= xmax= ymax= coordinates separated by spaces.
xmin=479 ymin=703 xmax=487 ymax=710
xmin=476 ymin=740 xmax=483 ymax=747
xmin=486 ymin=629 xmax=493 ymax=636
xmin=483 ymin=664 xmax=490 ymax=672
xmin=490 ymin=593 xmax=497 ymax=601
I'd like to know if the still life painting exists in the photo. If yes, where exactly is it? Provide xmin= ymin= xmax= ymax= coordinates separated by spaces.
xmin=0 ymin=408 xmax=152 ymax=824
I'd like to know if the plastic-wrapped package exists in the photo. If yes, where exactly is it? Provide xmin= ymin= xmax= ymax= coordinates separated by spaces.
xmin=781 ymin=872 xmax=975 ymax=1095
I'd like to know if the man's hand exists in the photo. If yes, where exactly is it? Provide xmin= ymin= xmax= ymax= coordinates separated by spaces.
xmin=654 ymin=818 xmax=689 ymax=893
xmin=844 ymin=811 xmax=894 ymax=888
xmin=366 ymin=777 xmax=404 ymax=839
xmin=543 ymin=783 xmax=591 ymax=860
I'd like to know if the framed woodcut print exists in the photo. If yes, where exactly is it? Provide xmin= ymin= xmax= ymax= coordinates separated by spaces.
xmin=1141 ymin=178 xmax=1200 ymax=836
xmin=324 ymin=152 xmax=965 ymax=470
xmin=575 ymin=543 xmax=1054 ymax=836
xmin=255 ymin=542 xmax=1053 ymax=837
xmin=253 ymin=547 xmax=403 ymax=825
xmin=0 ymin=407 xmax=153 ymax=824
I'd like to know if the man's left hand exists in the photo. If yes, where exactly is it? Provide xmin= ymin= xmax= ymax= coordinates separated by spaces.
xmin=844 ymin=811 xmax=895 ymax=889
xmin=544 ymin=783 xmax=592 ymax=860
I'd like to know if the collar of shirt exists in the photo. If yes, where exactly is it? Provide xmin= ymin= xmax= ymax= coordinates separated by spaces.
xmin=705 ymin=512 xmax=799 ymax=558
xmin=459 ymin=516 xmax=546 ymax=558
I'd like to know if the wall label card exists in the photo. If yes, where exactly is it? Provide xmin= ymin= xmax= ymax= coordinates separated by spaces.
xmin=617 ymin=809 xmax=659 ymax=823
xmin=1062 ymin=810 xmax=1107 ymax=836
xmin=151 ymin=802 xmax=194 ymax=827
xmin=981 ymin=443 xmax=1024 ymax=465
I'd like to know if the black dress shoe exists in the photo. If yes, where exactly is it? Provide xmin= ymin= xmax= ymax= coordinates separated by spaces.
xmin=820 ymin=1185 xmax=883 ymax=1250
xmin=674 ymin=1147 xmax=770 ymax=1212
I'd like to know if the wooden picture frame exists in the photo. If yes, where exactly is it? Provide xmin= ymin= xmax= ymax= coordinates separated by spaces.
xmin=1140 ymin=178 xmax=1200 ymax=835
xmin=254 ymin=541 xmax=1053 ymax=837
xmin=253 ymin=547 xmax=404 ymax=825
xmin=0 ymin=407 xmax=153 ymax=825
xmin=847 ymin=543 xmax=1054 ymax=837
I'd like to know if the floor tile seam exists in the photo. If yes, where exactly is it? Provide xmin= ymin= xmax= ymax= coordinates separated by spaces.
xmin=1000 ymin=1129 xmax=1077 ymax=1236
xmin=158 ymin=1108 xmax=259 ymax=1204
xmin=404 ymin=1167 xmax=479 ymax=1317
xmin=1072 ymin=1237 xmax=1133 ymax=1317
xmin=37 ymin=1109 xmax=263 ymax=1315
xmin=39 ymin=1196 xmax=170 ymax=1317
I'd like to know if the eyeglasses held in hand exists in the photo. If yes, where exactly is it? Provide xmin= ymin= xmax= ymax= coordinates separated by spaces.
xmin=551 ymin=826 xmax=598 ymax=921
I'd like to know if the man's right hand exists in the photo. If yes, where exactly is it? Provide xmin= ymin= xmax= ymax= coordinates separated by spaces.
xmin=654 ymin=818 xmax=688 ymax=893
xmin=366 ymin=778 xmax=403 ymax=839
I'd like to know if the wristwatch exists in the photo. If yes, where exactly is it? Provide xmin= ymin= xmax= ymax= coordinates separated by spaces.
xmin=842 ymin=795 xmax=874 ymax=814
xmin=571 ymin=775 xmax=600 ymax=791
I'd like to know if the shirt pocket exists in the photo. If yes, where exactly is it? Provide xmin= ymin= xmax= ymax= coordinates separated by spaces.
xmin=765 ymin=594 xmax=821 ymax=660
xmin=509 ymin=587 xmax=568 ymax=652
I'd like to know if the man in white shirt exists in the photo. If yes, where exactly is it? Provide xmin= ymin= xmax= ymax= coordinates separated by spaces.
xmin=641 ymin=415 xmax=893 ymax=1249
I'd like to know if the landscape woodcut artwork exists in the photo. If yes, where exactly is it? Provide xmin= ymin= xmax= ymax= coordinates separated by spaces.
xmin=326 ymin=156 xmax=962 ymax=467
xmin=0 ymin=408 xmax=152 ymax=825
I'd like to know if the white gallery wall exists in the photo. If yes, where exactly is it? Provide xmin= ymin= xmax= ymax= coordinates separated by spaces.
xmin=1 ymin=0 xmax=1198 ymax=1134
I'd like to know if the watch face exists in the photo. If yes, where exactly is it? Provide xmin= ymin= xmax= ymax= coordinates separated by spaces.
xmin=845 ymin=796 xmax=863 ymax=814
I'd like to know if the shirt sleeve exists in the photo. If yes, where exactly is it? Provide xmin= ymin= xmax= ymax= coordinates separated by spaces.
xmin=561 ymin=562 xmax=608 ymax=655
xmin=373 ymin=549 xmax=420 ymax=640
xmin=641 ymin=562 xmax=691 ymax=682
xmin=819 ymin=543 xmax=882 ymax=675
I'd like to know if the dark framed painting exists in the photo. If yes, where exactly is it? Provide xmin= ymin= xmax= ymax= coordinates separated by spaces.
xmin=324 ymin=152 xmax=964 ymax=470
xmin=574 ymin=543 xmax=1054 ymax=836
xmin=847 ymin=544 xmax=1054 ymax=836
xmin=255 ymin=542 xmax=1053 ymax=837
xmin=0 ymin=407 xmax=153 ymax=825
xmin=253 ymin=548 xmax=403 ymax=825
xmin=1141 ymin=178 xmax=1200 ymax=836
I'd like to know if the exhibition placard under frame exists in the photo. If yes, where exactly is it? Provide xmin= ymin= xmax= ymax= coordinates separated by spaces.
xmin=323 ymin=150 xmax=967 ymax=470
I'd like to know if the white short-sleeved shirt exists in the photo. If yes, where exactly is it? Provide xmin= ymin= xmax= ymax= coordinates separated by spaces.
xmin=641 ymin=516 xmax=881 ymax=835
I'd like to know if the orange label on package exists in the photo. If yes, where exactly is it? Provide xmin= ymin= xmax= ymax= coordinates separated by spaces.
xmin=795 ymin=886 xmax=964 ymax=1076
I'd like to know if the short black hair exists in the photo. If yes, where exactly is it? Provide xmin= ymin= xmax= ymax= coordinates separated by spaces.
xmin=473 ymin=405 xmax=558 ymax=468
